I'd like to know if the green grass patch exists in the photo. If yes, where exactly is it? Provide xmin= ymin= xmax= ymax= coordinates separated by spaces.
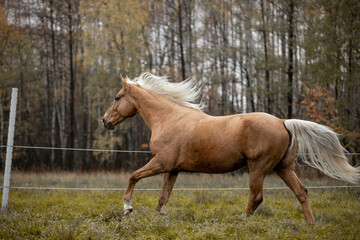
xmin=0 ymin=172 xmax=359 ymax=239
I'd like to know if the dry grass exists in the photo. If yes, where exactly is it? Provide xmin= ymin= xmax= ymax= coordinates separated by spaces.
xmin=3 ymin=170 xmax=350 ymax=189
xmin=1 ymin=172 xmax=359 ymax=239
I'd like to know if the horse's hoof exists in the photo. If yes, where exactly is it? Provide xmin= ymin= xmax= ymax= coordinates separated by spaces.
xmin=124 ymin=207 xmax=133 ymax=215
xmin=156 ymin=209 xmax=166 ymax=215
xmin=306 ymin=220 xmax=315 ymax=226
xmin=156 ymin=206 xmax=166 ymax=215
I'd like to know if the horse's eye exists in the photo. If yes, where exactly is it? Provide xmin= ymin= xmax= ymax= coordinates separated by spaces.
xmin=115 ymin=97 xmax=120 ymax=101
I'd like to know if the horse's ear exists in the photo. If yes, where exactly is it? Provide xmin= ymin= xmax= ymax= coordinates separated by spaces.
xmin=120 ymin=75 xmax=129 ymax=90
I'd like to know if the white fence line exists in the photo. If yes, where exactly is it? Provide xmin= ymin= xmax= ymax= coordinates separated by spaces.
xmin=0 ymin=145 xmax=359 ymax=155
xmin=1 ymin=185 xmax=360 ymax=191
xmin=0 ymin=145 xmax=151 ymax=153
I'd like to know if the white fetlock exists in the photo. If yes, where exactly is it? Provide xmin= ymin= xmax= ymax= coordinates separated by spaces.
xmin=124 ymin=199 xmax=133 ymax=215
xmin=124 ymin=207 xmax=133 ymax=215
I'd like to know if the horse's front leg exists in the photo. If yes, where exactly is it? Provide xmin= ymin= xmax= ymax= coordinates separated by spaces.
xmin=123 ymin=156 xmax=165 ymax=215
xmin=156 ymin=171 xmax=179 ymax=214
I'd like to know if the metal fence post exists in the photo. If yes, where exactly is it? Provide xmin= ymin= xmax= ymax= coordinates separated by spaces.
xmin=1 ymin=88 xmax=18 ymax=214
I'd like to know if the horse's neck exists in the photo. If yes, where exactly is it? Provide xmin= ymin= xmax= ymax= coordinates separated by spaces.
xmin=131 ymin=87 xmax=178 ymax=130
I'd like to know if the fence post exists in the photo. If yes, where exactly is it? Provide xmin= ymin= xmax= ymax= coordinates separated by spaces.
xmin=1 ymin=88 xmax=18 ymax=214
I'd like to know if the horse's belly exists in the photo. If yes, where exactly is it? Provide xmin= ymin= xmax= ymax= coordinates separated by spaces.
xmin=177 ymin=148 xmax=247 ymax=173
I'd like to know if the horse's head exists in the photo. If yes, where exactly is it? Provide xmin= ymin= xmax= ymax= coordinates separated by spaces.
xmin=102 ymin=76 xmax=137 ymax=130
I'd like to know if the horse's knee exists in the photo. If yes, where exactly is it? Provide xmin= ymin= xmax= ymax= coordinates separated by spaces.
xmin=129 ymin=174 xmax=138 ymax=184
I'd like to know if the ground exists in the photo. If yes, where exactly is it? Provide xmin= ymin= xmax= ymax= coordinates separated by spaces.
xmin=0 ymin=172 xmax=359 ymax=239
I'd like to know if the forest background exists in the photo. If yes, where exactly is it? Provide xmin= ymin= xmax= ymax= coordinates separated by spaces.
xmin=0 ymin=0 xmax=359 ymax=172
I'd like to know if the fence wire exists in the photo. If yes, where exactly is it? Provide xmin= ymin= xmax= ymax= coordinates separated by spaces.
xmin=0 ymin=145 xmax=359 ymax=155
xmin=0 ymin=185 xmax=360 ymax=191
xmin=0 ymin=145 xmax=151 ymax=153
xmin=0 ymin=145 xmax=359 ymax=192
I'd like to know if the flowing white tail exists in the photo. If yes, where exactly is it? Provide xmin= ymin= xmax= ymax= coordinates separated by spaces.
xmin=284 ymin=119 xmax=360 ymax=184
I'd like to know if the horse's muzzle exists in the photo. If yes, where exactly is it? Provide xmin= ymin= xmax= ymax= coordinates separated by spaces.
xmin=102 ymin=119 xmax=115 ymax=130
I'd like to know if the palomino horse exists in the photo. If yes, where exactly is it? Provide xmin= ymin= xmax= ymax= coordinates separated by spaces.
xmin=102 ymin=73 xmax=359 ymax=224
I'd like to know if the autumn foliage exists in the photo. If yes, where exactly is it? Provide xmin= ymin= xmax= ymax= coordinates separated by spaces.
xmin=0 ymin=0 xmax=359 ymax=171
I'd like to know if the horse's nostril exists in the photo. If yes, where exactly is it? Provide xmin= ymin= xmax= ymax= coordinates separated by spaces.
xmin=102 ymin=118 xmax=105 ymax=124
xmin=105 ymin=122 xmax=114 ymax=130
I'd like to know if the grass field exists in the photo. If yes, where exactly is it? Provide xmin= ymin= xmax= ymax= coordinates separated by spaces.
xmin=1 ymin=172 xmax=359 ymax=239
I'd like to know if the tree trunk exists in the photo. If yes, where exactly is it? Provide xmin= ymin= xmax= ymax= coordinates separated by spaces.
xmin=287 ymin=0 xmax=294 ymax=119
xmin=0 ymin=94 xmax=3 ymax=147
xmin=68 ymin=0 xmax=75 ymax=170
xmin=177 ymin=0 xmax=186 ymax=80
xmin=49 ymin=0 xmax=57 ymax=168
xmin=244 ymin=6 xmax=256 ymax=112
xmin=260 ymin=0 xmax=272 ymax=113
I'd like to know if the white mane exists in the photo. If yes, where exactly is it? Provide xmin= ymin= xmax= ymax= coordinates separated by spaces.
xmin=129 ymin=72 xmax=203 ymax=110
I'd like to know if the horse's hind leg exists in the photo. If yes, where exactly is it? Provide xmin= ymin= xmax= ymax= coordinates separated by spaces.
xmin=244 ymin=171 xmax=266 ymax=215
xmin=274 ymin=141 xmax=314 ymax=224
xmin=156 ymin=171 xmax=179 ymax=214
xmin=274 ymin=140 xmax=315 ymax=224
xmin=275 ymin=168 xmax=315 ymax=224
xmin=244 ymin=158 xmax=269 ymax=215
xmin=245 ymin=154 xmax=283 ymax=216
